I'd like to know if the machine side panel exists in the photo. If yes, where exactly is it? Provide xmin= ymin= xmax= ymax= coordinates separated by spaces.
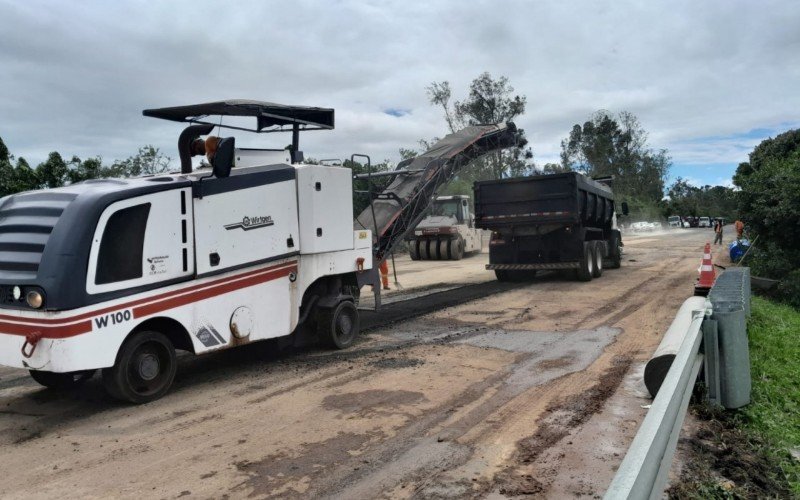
xmin=296 ymin=165 xmax=354 ymax=254
xmin=193 ymin=179 xmax=299 ymax=276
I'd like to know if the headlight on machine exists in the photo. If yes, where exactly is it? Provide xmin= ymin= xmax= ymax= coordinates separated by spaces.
xmin=25 ymin=290 xmax=44 ymax=309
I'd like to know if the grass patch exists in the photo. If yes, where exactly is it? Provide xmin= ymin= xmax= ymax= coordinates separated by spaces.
xmin=670 ymin=296 xmax=800 ymax=498
xmin=736 ymin=296 xmax=800 ymax=492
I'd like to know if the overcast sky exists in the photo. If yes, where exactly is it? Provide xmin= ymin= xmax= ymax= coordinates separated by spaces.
xmin=1 ymin=0 xmax=799 ymax=187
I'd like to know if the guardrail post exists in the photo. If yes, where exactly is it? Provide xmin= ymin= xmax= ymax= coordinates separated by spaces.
xmin=708 ymin=267 xmax=751 ymax=409
xmin=701 ymin=319 xmax=720 ymax=406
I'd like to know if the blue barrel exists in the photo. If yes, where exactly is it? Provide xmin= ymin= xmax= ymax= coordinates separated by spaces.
xmin=729 ymin=239 xmax=750 ymax=262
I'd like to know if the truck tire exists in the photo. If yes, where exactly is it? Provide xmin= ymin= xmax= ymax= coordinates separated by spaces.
xmin=102 ymin=330 xmax=177 ymax=404
xmin=438 ymin=239 xmax=449 ymax=260
xmin=607 ymin=233 xmax=622 ymax=269
xmin=30 ymin=369 xmax=94 ymax=390
xmin=409 ymin=240 xmax=420 ymax=260
xmin=450 ymin=237 xmax=464 ymax=260
xmin=319 ymin=300 xmax=359 ymax=349
xmin=576 ymin=242 xmax=594 ymax=282
xmin=591 ymin=241 xmax=604 ymax=278
xmin=419 ymin=239 xmax=431 ymax=260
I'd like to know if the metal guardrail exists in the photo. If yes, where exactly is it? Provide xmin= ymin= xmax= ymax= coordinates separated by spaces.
xmin=605 ymin=268 xmax=751 ymax=499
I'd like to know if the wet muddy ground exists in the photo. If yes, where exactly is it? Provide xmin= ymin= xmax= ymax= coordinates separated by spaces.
xmin=0 ymin=228 xmax=718 ymax=498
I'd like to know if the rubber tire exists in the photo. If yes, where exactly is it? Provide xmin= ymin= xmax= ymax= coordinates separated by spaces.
xmin=29 ymin=369 xmax=94 ymax=390
xmin=320 ymin=301 xmax=360 ymax=349
xmin=409 ymin=240 xmax=420 ymax=260
xmin=607 ymin=233 xmax=622 ymax=269
xmin=439 ymin=239 xmax=450 ymax=260
xmin=450 ymin=236 xmax=464 ymax=260
xmin=419 ymin=239 xmax=430 ymax=260
xmin=102 ymin=330 xmax=177 ymax=404
xmin=576 ymin=242 xmax=594 ymax=282
xmin=591 ymin=241 xmax=604 ymax=278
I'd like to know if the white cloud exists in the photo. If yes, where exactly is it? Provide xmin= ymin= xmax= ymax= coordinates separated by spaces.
xmin=0 ymin=0 xmax=799 ymax=172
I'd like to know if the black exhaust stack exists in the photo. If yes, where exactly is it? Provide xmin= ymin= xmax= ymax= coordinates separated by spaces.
xmin=178 ymin=124 xmax=215 ymax=174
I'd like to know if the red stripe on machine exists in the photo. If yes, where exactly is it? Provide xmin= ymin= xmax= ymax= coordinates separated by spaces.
xmin=0 ymin=261 xmax=297 ymax=339
xmin=133 ymin=264 xmax=295 ymax=318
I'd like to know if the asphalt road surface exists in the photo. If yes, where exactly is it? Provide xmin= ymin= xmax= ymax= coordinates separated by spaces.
xmin=0 ymin=227 xmax=724 ymax=499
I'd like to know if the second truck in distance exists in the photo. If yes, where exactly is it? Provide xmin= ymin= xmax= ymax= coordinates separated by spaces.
xmin=474 ymin=172 xmax=626 ymax=282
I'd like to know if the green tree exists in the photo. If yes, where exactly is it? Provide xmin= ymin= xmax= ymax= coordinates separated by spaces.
xmin=425 ymin=72 xmax=533 ymax=184
xmin=35 ymin=152 xmax=69 ymax=189
xmin=734 ymin=128 xmax=800 ymax=306
xmin=13 ymin=157 xmax=38 ymax=193
xmin=560 ymin=110 xmax=670 ymax=202
xmin=109 ymin=145 xmax=171 ymax=177
xmin=539 ymin=162 xmax=572 ymax=175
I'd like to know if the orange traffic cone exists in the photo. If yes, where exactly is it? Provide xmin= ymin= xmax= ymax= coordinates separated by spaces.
xmin=694 ymin=242 xmax=716 ymax=296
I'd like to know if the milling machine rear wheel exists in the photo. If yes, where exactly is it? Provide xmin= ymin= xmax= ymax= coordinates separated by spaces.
xmin=409 ymin=240 xmax=420 ymax=260
xmin=319 ymin=300 xmax=360 ymax=349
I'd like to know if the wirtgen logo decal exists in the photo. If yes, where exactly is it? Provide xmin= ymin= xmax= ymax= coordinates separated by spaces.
xmin=224 ymin=215 xmax=274 ymax=231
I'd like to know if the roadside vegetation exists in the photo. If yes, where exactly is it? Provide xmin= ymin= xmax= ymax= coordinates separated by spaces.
xmin=671 ymin=296 xmax=800 ymax=498
xmin=0 ymin=137 xmax=171 ymax=197
xmin=734 ymin=128 xmax=800 ymax=307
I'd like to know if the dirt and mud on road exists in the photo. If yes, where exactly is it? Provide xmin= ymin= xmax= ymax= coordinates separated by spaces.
xmin=0 ymin=228 xmax=720 ymax=498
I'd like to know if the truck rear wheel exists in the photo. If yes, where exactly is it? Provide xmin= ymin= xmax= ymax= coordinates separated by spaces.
xmin=319 ymin=300 xmax=359 ymax=349
xmin=607 ymin=233 xmax=622 ymax=269
xmin=29 ymin=369 xmax=94 ymax=390
xmin=102 ymin=330 xmax=177 ymax=404
xmin=576 ymin=242 xmax=594 ymax=282
xmin=409 ymin=240 xmax=420 ymax=260
xmin=591 ymin=241 xmax=604 ymax=278
xmin=450 ymin=237 xmax=464 ymax=260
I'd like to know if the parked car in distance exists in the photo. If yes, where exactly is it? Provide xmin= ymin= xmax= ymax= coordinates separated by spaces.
xmin=698 ymin=216 xmax=711 ymax=228
xmin=630 ymin=221 xmax=655 ymax=232
xmin=668 ymin=215 xmax=682 ymax=228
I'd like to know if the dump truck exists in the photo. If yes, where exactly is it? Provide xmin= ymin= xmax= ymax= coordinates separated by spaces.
xmin=406 ymin=195 xmax=482 ymax=260
xmin=474 ymin=172 xmax=626 ymax=282
xmin=0 ymin=99 xmax=519 ymax=403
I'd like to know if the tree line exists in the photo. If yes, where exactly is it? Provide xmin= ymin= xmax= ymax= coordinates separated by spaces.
xmin=0 ymin=137 xmax=170 ymax=198
xmin=734 ymin=128 xmax=800 ymax=307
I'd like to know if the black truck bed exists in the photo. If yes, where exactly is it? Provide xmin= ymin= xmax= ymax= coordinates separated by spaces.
xmin=474 ymin=172 xmax=615 ymax=229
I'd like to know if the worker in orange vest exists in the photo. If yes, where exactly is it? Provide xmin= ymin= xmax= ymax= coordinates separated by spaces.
xmin=734 ymin=219 xmax=744 ymax=239
xmin=379 ymin=259 xmax=391 ymax=290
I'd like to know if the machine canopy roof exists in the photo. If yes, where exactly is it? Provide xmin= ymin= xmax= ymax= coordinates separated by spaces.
xmin=142 ymin=100 xmax=334 ymax=132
